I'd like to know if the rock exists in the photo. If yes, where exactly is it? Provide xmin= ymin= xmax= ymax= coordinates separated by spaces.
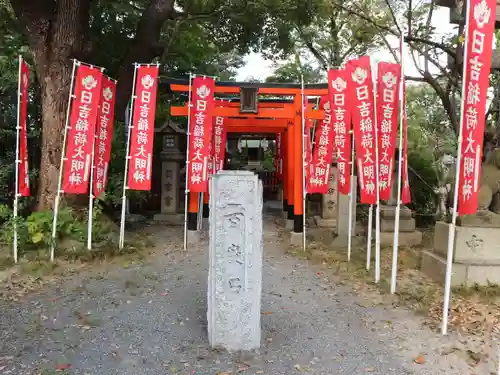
xmin=477 ymin=185 xmax=493 ymax=210
xmin=491 ymin=192 xmax=500 ymax=214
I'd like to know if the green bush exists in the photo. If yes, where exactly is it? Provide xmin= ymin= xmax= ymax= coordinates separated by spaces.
xmin=0 ymin=203 xmax=114 ymax=256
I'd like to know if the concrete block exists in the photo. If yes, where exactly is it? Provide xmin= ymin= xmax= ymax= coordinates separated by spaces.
xmin=420 ymin=250 xmax=467 ymax=287
xmin=434 ymin=221 xmax=500 ymax=264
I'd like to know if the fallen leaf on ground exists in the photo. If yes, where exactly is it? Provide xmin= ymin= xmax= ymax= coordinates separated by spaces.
xmin=414 ymin=355 xmax=425 ymax=364
xmin=55 ymin=363 xmax=71 ymax=371
xmin=364 ymin=367 xmax=375 ymax=372
xmin=261 ymin=311 xmax=273 ymax=315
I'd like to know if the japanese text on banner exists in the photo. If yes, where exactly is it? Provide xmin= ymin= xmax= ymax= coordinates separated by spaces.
xmin=304 ymin=96 xmax=314 ymax=190
xmin=308 ymin=95 xmax=333 ymax=194
xmin=328 ymin=69 xmax=352 ymax=195
xmin=93 ymin=77 xmax=116 ymax=197
xmin=275 ymin=133 xmax=283 ymax=179
xmin=347 ymin=56 xmax=378 ymax=204
xmin=127 ymin=65 xmax=159 ymax=191
xmin=62 ymin=64 xmax=103 ymax=194
xmin=187 ymin=76 xmax=216 ymax=193
xmin=18 ymin=58 xmax=30 ymax=197
xmin=212 ymin=114 xmax=226 ymax=173
xmin=376 ymin=62 xmax=401 ymax=200
xmin=458 ymin=0 xmax=496 ymax=215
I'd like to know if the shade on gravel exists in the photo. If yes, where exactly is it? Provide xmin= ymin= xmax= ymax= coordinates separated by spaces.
xmin=0 ymin=217 xmax=478 ymax=374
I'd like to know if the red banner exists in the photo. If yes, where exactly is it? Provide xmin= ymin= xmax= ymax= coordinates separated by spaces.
xmin=127 ymin=65 xmax=159 ymax=190
xmin=93 ymin=77 xmax=116 ymax=198
xmin=401 ymin=102 xmax=411 ymax=204
xmin=187 ymin=76 xmax=216 ymax=192
xmin=328 ymin=69 xmax=352 ymax=195
xmin=213 ymin=115 xmax=226 ymax=173
xmin=347 ymin=56 xmax=378 ymax=204
xmin=275 ymin=132 xmax=283 ymax=179
xmin=62 ymin=64 xmax=103 ymax=194
xmin=457 ymin=0 xmax=496 ymax=214
xmin=18 ymin=58 xmax=30 ymax=197
xmin=308 ymin=95 xmax=333 ymax=193
xmin=377 ymin=62 xmax=401 ymax=201
xmin=303 ymin=96 xmax=313 ymax=190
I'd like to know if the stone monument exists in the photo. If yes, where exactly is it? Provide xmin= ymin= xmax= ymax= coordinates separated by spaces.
xmin=314 ymin=166 xmax=338 ymax=228
xmin=207 ymin=171 xmax=263 ymax=352
xmin=377 ymin=172 xmax=422 ymax=247
xmin=153 ymin=120 xmax=186 ymax=225
xmin=331 ymin=176 xmax=359 ymax=247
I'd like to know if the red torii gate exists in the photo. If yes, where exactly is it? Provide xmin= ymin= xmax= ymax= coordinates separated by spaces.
xmin=169 ymin=80 xmax=328 ymax=234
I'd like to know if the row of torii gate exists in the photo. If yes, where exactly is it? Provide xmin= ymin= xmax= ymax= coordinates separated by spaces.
xmin=168 ymin=79 xmax=329 ymax=234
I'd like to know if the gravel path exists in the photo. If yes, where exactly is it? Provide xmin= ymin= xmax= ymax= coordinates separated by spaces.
xmin=0 ymin=216 xmax=482 ymax=374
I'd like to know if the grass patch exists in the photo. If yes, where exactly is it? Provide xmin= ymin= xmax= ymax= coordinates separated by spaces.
xmin=0 ymin=231 xmax=156 ymax=301
xmin=287 ymin=239 xmax=500 ymax=335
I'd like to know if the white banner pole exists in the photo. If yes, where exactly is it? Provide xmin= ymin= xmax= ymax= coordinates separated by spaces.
xmin=183 ymin=74 xmax=194 ymax=250
xmin=119 ymin=63 xmax=139 ymax=250
xmin=442 ymin=0 xmax=471 ymax=336
xmin=50 ymin=59 xmax=78 ymax=262
xmin=87 ymin=67 xmax=105 ymax=251
xmin=391 ymin=33 xmax=406 ymax=294
xmin=301 ymin=75 xmax=306 ymax=251
xmin=348 ymin=131 xmax=355 ymax=262
xmin=373 ymin=63 xmax=381 ymax=283
xmin=366 ymin=204 xmax=373 ymax=263
xmin=13 ymin=55 xmax=23 ymax=263
xmin=197 ymin=192 xmax=203 ymax=231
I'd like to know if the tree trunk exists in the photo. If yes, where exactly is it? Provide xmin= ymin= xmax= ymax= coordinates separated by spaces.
xmin=36 ymin=58 xmax=75 ymax=211
xmin=11 ymin=0 xmax=91 ymax=211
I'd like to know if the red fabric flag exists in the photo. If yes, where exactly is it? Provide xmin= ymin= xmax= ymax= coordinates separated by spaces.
xmin=377 ymin=62 xmax=401 ymax=201
xmin=127 ymin=65 xmax=159 ymax=190
xmin=346 ymin=56 xmax=378 ymax=204
xmin=328 ymin=69 xmax=352 ymax=195
xmin=93 ymin=76 xmax=116 ymax=198
xmin=18 ymin=58 xmax=30 ymax=197
xmin=213 ymin=115 xmax=227 ymax=173
xmin=187 ymin=76 xmax=216 ymax=193
xmin=308 ymin=95 xmax=334 ymax=194
xmin=62 ymin=64 xmax=103 ymax=194
xmin=457 ymin=0 xmax=496 ymax=215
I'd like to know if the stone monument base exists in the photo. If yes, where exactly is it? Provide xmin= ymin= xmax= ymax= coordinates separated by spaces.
xmin=314 ymin=216 xmax=336 ymax=228
xmin=330 ymin=234 xmax=364 ymax=248
xmin=377 ymin=205 xmax=422 ymax=247
xmin=202 ymin=217 xmax=209 ymax=230
xmin=187 ymin=230 xmax=201 ymax=245
xmin=421 ymin=218 xmax=500 ymax=286
xmin=153 ymin=213 xmax=184 ymax=226
xmin=378 ymin=231 xmax=423 ymax=247
xmin=289 ymin=231 xmax=303 ymax=247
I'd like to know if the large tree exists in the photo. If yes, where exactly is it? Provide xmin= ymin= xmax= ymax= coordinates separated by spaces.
xmin=6 ymin=0 xmax=314 ymax=211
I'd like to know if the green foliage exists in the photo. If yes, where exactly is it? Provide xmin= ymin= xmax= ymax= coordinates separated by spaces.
xmin=0 ymin=204 xmax=113 ymax=256
xmin=261 ymin=147 xmax=276 ymax=171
